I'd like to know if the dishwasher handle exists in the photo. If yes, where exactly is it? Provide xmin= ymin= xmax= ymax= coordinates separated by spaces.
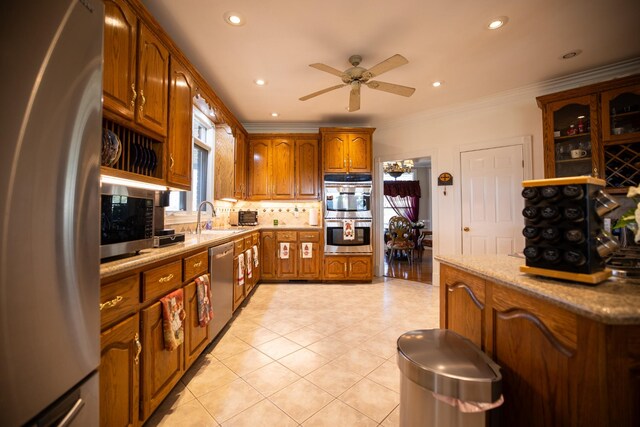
xmin=214 ymin=249 xmax=232 ymax=259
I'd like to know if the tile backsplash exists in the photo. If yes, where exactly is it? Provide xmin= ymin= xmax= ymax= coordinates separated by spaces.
xmin=165 ymin=200 xmax=322 ymax=234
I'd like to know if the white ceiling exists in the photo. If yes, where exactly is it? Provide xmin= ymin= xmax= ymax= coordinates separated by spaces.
xmin=142 ymin=0 xmax=640 ymax=126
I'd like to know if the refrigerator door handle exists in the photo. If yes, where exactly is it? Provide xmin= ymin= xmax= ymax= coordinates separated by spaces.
xmin=57 ymin=397 xmax=85 ymax=427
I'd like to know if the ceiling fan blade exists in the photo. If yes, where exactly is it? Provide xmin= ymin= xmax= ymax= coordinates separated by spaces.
xmin=365 ymin=54 xmax=409 ymax=78
xmin=299 ymin=84 xmax=346 ymax=101
xmin=309 ymin=63 xmax=345 ymax=77
xmin=366 ymin=80 xmax=415 ymax=97
xmin=349 ymin=83 xmax=361 ymax=112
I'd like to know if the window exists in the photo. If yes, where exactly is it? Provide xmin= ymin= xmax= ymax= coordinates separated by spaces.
xmin=167 ymin=107 xmax=214 ymax=212
xmin=383 ymin=171 xmax=416 ymax=227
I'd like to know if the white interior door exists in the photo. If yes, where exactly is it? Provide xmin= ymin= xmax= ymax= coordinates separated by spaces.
xmin=461 ymin=145 xmax=525 ymax=255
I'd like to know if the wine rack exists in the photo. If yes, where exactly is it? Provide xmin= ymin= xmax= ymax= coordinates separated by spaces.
xmin=604 ymin=141 xmax=640 ymax=189
xmin=520 ymin=177 xmax=613 ymax=285
xmin=102 ymin=118 xmax=163 ymax=179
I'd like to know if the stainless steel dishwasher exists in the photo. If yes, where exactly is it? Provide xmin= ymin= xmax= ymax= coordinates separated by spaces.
xmin=208 ymin=242 xmax=234 ymax=340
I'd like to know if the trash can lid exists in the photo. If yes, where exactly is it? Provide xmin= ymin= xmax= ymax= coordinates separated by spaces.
xmin=397 ymin=329 xmax=502 ymax=403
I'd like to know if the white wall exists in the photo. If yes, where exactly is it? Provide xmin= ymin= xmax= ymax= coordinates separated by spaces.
xmin=372 ymin=60 xmax=640 ymax=284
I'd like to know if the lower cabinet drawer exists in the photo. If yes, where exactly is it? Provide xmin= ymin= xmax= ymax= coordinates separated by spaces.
xmin=299 ymin=231 xmax=320 ymax=242
xmin=183 ymin=251 xmax=208 ymax=282
xmin=100 ymin=275 xmax=139 ymax=330
xmin=234 ymin=239 xmax=245 ymax=256
xmin=142 ymin=261 xmax=182 ymax=303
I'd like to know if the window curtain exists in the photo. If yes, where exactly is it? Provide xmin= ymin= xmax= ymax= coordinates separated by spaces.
xmin=384 ymin=181 xmax=421 ymax=222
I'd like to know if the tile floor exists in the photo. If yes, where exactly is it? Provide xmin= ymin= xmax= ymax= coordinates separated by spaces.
xmin=146 ymin=277 xmax=439 ymax=426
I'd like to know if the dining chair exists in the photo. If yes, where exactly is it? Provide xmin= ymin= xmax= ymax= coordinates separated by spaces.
xmin=386 ymin=216 xmax=415 ymax=264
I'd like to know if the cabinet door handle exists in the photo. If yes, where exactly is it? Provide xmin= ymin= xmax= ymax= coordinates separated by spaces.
xmin=139 ymin=89 xmax=146 ymax=113
xmin=170 ymin=154 xmax=175 ymax=171
xmin=134 ymin=333 xmax=142 ymax=365
xmin=158 ymin=273 xmax=174 ymax=283
xmin=130 ymin=83 xmax=137 ymax=108
xmin=463 ymin=227 xmax=470 ymax=232
xmin=592 ymin=167 xmax=598 ymax=178
xmin=193 ymin=261 xmax=202 ymax=268
xmin=99 ymin=295 xmax=123 ymax=311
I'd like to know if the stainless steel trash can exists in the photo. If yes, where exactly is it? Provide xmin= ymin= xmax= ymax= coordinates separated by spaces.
xmin=397 ymin=329 xmax=502 ymax=427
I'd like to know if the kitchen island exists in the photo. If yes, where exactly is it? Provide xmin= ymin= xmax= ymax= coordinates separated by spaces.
xmin=436 ymin=254 xmax=640 ymax=427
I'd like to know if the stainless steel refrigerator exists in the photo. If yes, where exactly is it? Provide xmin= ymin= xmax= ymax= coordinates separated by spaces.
xmin=0 ymin=1 xmax=103 ymax=425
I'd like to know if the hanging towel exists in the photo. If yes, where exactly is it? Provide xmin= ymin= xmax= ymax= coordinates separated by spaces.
xmin=301 ymin=242 xmax=313 ymax=259
xmin=343 ymin=219 xmax=355 ymax=240
xmin=245 ymin=249 xmax=253 ymax=279
xmin=160 ymin=288 xmax=186 ymax=351
xmin=252 ymin=245 xmax=259 ymax=267
xmin=238 ymin=253 xmax=245 ymax=287
xmin=280 ymin=242 xmax=290 ymax=259
xmin=195 ymin=274 xmax=213 ymax=327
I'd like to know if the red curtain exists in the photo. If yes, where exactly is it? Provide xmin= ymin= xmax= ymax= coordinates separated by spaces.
xmin=384 ymin=181 xmax=421 ymax=222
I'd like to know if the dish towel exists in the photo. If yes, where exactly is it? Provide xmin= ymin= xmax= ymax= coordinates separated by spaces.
xmin=238 ymin=253 xmax=245 ymax=287
xmin=252 ymin=245 xmax=259 ymax=267
xmin=195 ymin=274 xmax=213 ymax=327
xmin=280 ymin=242 xmax=290 ymax=259
xmin=245 ymin=249 xmax=253 ymax=279
xmin=160 ymin=288 xmax=186 ymax=351
xmin=343 ymin=219 xmax=355 ymax=240
xmin=301 ymin=242 xmax=313 ymax=258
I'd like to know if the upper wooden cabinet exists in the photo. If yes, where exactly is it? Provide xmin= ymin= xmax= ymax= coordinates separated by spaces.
xmin=215 ymin=125 xmax=236 ymax=200
xmin=103 ymin=1 xmax=169 ymax=137
xmin=247 ymin=136 xmax=317 ymax=201
xmin=537 ymin=74 xmax=640 ymax=191
xmin=103 ymin=0 xmax=137 ymax=121
xmin=166 ymin=58 xmax=193 ymax=190
xmin=234 ymin=130 xmax=247 ymax=199
xmin=321 ymin=128 xmax=374 ymax=174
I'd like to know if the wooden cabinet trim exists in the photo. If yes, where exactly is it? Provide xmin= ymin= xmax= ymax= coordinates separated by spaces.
xmin=183 ymin=250 xmax=208 ymax=282
xmin=142 ymin=260 xmax=182 ymax=302
xmin=100 ymin=274 xmax=139 ymax=330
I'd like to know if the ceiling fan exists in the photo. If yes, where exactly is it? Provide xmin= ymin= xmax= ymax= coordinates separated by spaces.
xmin=299 ymin=54 xmax=415 ymax=112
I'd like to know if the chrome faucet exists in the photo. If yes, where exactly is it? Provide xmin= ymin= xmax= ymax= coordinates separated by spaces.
xmin=196 ymin=200 xmax=216 ymax=235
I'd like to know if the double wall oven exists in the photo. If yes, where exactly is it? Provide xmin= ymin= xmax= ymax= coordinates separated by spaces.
xmin=324 ymin=174 xmax=372 ymax=254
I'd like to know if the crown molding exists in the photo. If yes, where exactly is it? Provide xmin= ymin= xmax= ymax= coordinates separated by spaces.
xmin=242 ymin=121 xmax=371 ymax=133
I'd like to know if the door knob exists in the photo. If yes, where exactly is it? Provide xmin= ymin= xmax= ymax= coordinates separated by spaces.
xmin=463 ymin=227 xmax=470 ymax=232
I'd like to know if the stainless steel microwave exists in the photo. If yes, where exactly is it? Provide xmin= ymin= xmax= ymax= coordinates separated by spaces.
xmin=100 ymin=183 xmax=154 ymax=259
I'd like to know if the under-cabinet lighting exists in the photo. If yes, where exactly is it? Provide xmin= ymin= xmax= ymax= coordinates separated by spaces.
xmin=220 ymin=198 xmax=238 ymax=202
xmin=488 ymin=17 xmax=508 ymax=30
xmin=100 ymin=175 xmax=168 ymax=191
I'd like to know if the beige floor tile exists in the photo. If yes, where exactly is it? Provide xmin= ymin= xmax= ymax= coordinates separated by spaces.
xmin=221 ymin=399 xmax=297 ymax=427
xmin=210 ymin=334 xmax=253 ymax=360
xmin=358 ymin=333 xmax=398 ymax=360
xmin=305 ymin=362 xmax=363 ymax=397
xmin=302 ymin=399 xmax=377 ymax=427
xmin=330 ymin=328 xmax=376 ymax=345
xmin=380 ymin=404 xmax=400 ymax=427
xmin=284 ymin=326 xmax=326 ymax=346
xmin=306 ymin=320 xmax=348 ymax=335
xmin=332 ymin=348 xmax=386 ymax=377
xmin=306 ymin=336 xmax=353 ymax=361
xmin=156 ymin=381 xmax=195 ymax=412
xmin=366 ymin=360 xmax=400 ymax=393
xmin=269 ymin=378 xmax=334 ymax=423
xmin=339 ymin=378 xmax=399 ymax=423
xmin=220 ymin=348 xmax=274 ymax=377
xmin=198 ymin=379 xmax=264 ymax=423
xmin=255 ymin=336 xmax=302 ymax=360
xmin=261 ymin=319 xmax=303 ymax=335
xmin=182 ymin=358 xmax=239 ymax=398
xmin=145 ymin=399 xmax=218 ymax=426
xmin=231 ymin=325 xmax=281 ymax=346
xmin=242 ymin=361 xmax=301 ymax=396
xmin=278 ymin=348 xmax=329 ymax=376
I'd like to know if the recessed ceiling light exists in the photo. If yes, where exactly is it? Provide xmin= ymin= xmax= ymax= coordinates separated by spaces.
xmin=488 ymin=16 xmax=508 ymax=30
xmin=255 ymin=79 xmax=266 ymax=86
xmin=271 ymin=112 xmax=279 ymax=117
xmin=561 ymin=50 xmax=582 ymax=59
xmin=224 ymin=12 xmax=244 ymax=26
xmin=432 ymin=81 xmax=442 ymax=88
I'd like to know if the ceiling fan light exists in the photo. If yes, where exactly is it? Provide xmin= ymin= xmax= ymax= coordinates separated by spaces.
xmin=488 ymin=16 xmax=508 ymax=30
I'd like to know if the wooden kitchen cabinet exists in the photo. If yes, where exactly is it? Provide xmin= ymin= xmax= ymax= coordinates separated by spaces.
xmin=322 ymin=255 xmax=372 ymax=281
xmin=276 ymin=231 xmax=298 ymax=279
xmin=100 ymin=313 xmax=140 ymax=427
xmin=140 ymin=300 xmax=184 ymax=420
xmin=248 ymin=135 xmax=319 ymax=200
xmin=321 ymin=128 xmax=374 ymax=174
xmin=184 ymin=280 xmax=210 ymax=369
xmin=103 ymin=0 xmax=137 ymax=121
xmin=298 ymin=231 xmax=321 ymax=279
xmin=166 ymin=58 xmax=193 ymax=189
xmin=232 ymin=238 xmax=246 ymax=311
xmin=537 ymin=74 xmax=640 ymax=191
xmin=440 ymin=264 xmax=640 ymax=427
xmin=260 ymin=231 xmax=277 ymax=280
xmin=234 ymin=130 xmax=247 ymax=199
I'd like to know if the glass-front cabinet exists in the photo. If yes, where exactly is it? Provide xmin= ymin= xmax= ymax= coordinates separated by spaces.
xmin=601 ymin=84 xmax=640 ymax=142
xmin=541 ymin=95 xmax=601 ymax=179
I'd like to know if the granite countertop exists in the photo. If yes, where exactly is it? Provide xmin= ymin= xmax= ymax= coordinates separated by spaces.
xmin=435 ymin=254 xmax=640 ymax=325
xmin=100 ymin=225 xmax=322 ymax=279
